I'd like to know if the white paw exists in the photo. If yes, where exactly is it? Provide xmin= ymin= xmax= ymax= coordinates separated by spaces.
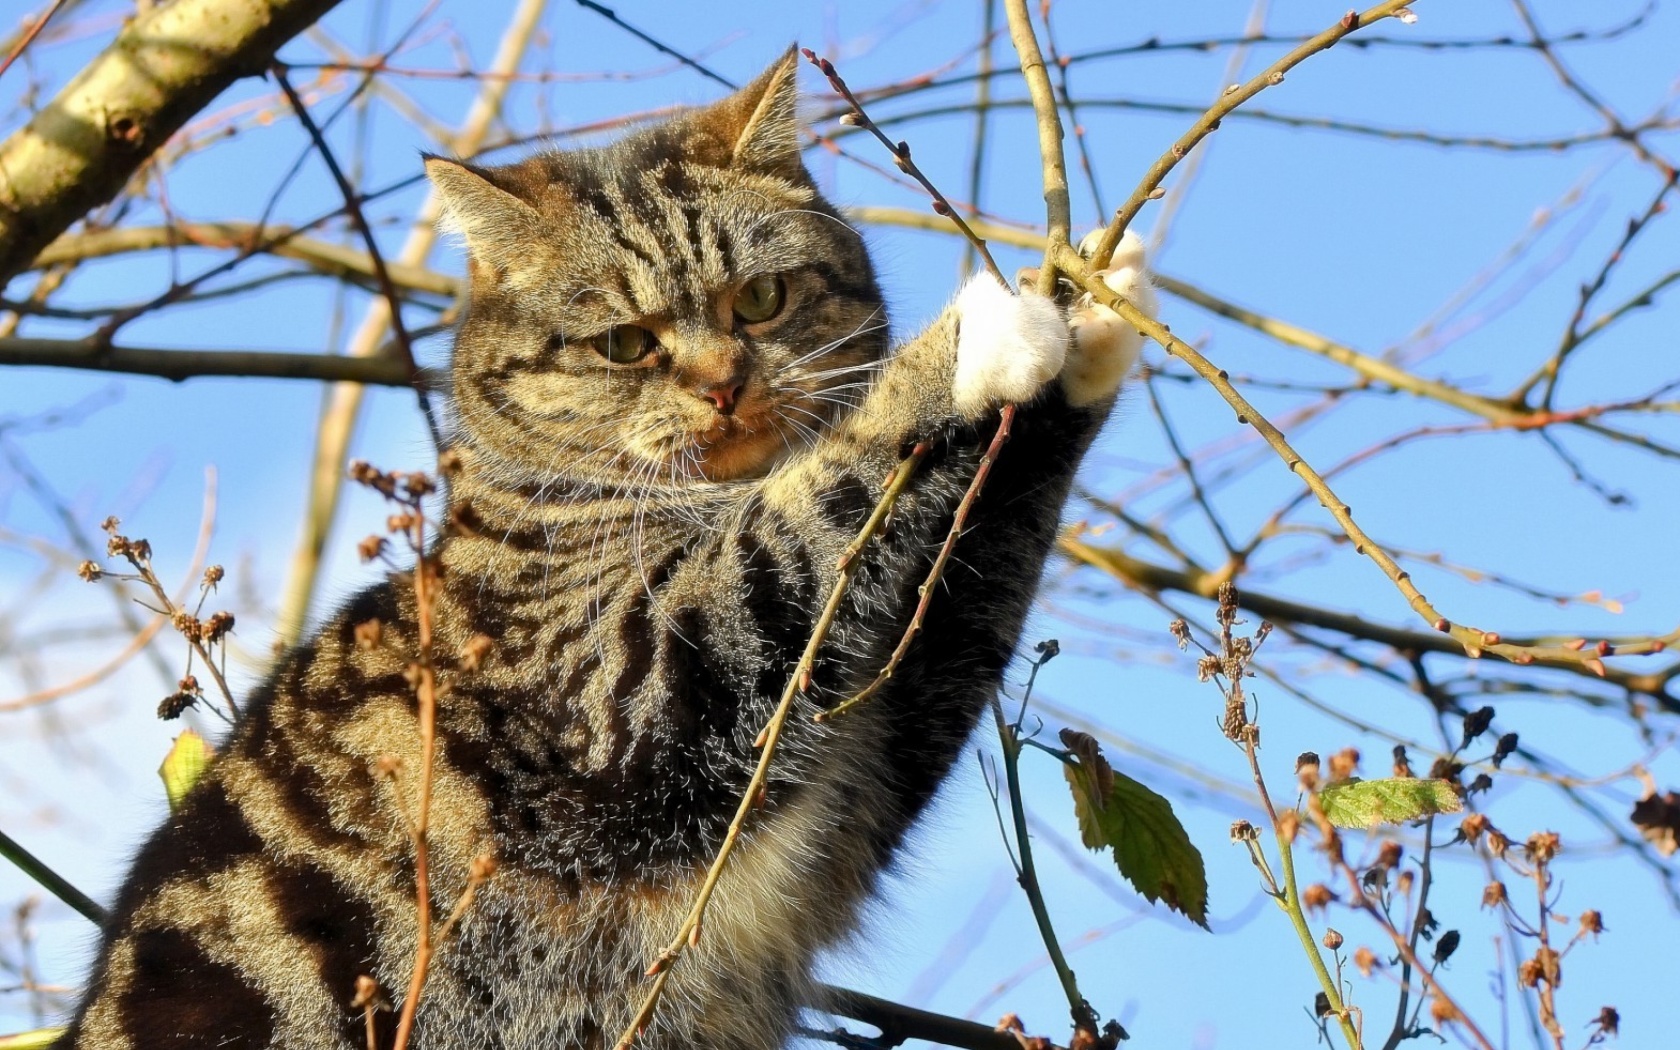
xmin=952 ymin=275 xmax=1067 ymax=417
xmin=1064 ymin=230 xmax=1156 ymax=407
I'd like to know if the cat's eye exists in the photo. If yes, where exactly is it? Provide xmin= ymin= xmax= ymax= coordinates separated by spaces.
xmin=732 ymin=275 xmax=785 ymax=325
xmin=589 ymin=324 xmax=657 ymax=364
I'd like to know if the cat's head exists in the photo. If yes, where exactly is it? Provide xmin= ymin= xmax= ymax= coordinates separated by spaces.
xmin=428 ymin=49 xmax=886 ymax=487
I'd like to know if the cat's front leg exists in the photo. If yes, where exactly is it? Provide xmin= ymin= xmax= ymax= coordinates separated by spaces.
xmin=950 ymin=275 xmax=1068 ymax=417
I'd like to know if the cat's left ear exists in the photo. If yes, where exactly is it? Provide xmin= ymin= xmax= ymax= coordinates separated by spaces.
xmin=696 ymin=46 xmax=805 ymax=181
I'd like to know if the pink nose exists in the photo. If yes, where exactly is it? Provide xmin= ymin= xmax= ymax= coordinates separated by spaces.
xmin=700 ymin=382 xmax=743 ymax=414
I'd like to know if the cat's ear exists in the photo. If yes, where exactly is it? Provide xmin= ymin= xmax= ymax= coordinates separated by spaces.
xmin=695 ymin=46 xmax=805 ymax=180
xmin=424 ymin=155 xmax=548 ymax=270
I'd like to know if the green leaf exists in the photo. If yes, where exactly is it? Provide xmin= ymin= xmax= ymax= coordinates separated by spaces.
xmin=0 ymin=1028 xmax=65 ymax=1050
xmin=1061 ymin=730 xmax=1209 ymax=928
xmin=1317 ymin=777 xmax=1462 ymax=829
xmin=158 ymin=729 xmax=212 ymax=812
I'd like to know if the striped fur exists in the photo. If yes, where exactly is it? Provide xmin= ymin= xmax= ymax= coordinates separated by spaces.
xmin=55 ymin=49 xmax=1149 ymax=1050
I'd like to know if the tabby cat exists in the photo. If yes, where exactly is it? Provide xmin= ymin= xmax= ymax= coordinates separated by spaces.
xmin=54 ymin=49 xmax=1157 ymax=1050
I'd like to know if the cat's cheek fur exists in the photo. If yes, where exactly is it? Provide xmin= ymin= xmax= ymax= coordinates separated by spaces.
xmin=1062 ymin=231 xmax=1157 ymax=407
xmin=951 ymin=276 xmax=1067 ymax=417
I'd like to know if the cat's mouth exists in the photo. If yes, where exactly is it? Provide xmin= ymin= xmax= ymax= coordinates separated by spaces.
xmin=683 ymin=412 xmax=783 ymax=481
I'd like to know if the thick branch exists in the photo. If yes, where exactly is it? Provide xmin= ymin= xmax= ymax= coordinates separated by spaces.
xmin=0 ymin=336 xmax=420 ymax=385
xmin=0 ymin=0 xmax=347 ymax=286
xmin=29 ymin=222 xmax=459 ymax=298
xmin=812 ymin=985 xmax=1030 ymax=1050
xmin=1060 ymin=537 xmax=1680 ymax=710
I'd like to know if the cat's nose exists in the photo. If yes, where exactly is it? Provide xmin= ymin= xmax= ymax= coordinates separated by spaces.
xmin=698 ymin=380 xmax=743 ymax=415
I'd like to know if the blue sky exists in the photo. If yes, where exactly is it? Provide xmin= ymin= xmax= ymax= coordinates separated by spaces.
xmin=3 ymin=1 xmax=1678 ymax=1046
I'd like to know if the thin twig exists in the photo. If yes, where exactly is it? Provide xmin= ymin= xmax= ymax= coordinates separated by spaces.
xmin=0 ymin=829 xmax=107 ymax=927
xmin=801 ymin=49 xmax=1007 ymax=285
xmin=821 ymin=408 xmax=1015 ymax=721
xmin=270 ymin=64 xmax=442 ymax=450
xmin=1087 ymin=0 xmax=1421 ymax=269
xmin=0 ymin=0 xmax=71 ymax=81
xmin=1055 ymin=242 xmax=1680 ymax=682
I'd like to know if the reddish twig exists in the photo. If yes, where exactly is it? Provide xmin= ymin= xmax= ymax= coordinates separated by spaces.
xmin=821 ymin=405 xmax=1017 ymax=721
xmin=801 ymin=48 xmax=1008 ymax=285
xmin=0 ymin=0 xmax=72 ymax=81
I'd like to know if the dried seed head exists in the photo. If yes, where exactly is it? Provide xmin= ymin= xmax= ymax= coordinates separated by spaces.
xmin=1277 ymin=808 xmax=1300 ymax=844
xmin=351 ymin=975 xmax=382 ymax=1010
xmin=1460 ymin=812 xmax=1489 ymax=843
xmin=1230 ymin=820 xmax=1259 ymax=843
xmin=157 ymin=693 xmax=192 ymax=719
xmin=1578 ymin=909 xmax=1604 ymax=938
xmin=1328 ymin=747 xmax=1360 ymax=783
xmin=1492 ymin=732 xmax=1519 ymax=768
xmin=1215 ymin=581 xmax=1239 ymax=626
xmin=1168 ymin=618 xmax=1191 ymax=649
xmin=1428 ymin=994 xmax=1461 ymax=1026
xmin=1322 ymin=928 xmax=1344 ymax=951
xmin=1296 ymin=752 xmax=1321 ymax=792
xmin=202 ymin=564 xmax=225 ymax=588
xmin=100 ymin=515 xmax=121 ymax=533
xmin=1392 ymin=744 xmax=1414 ymax=778
xmin=1460 ymin=706 xmax=1496 ymax=749
xmin=458 ymin=633 xmax=495 ymax=673
xmin=171 ymin=611 xmax=200 ymax=638
xmin=77 ymin=560 xmax=102 ymax=582
xmin=1353 ymin=946 xmax=1377 ymax=977
xmin=1525 ymin=830 xmax=1561 ymax=864
xmin=1481 ymin=881 xmax=1507 ymax=909
xmin=403 ymin=472 xmax=435 ymax=498
xmin=1376 ymin=839 xmax=1403 ymax=870
xmin=1467 ymin=773 xmax=1493 ymax=796
xmin=1197 ymin=654 xmax=1221 ymax=682
xmin=1395 ymin=869 xmax=1415 ymax=895
xmin=358 ymin=535 xmax=388 ymax=562
xmin=1433 ymin=929 xmax=1461 ymax=965
xmin=1221 ymin=695 xmax=1248 ymax=740
xmin=1591 ymin=1006 xmax=1619 ymax=1037
xmin=1486 ymin=828 xmax=1510 ymax=859
xmin=201 ymin=611 xmax=236 ymax=643
xmin=1034 ymin=638 xmax=1060 ymax=663
xmin=1301 ymin=883 xmax=1334 ymax=914
xmin=354 ymin=619 xmax=382 ymax=650
xmin=838 ymin=111 xmax=862 ymax=126
xmin=1428 ymin=756 xmax=1464 ymax=785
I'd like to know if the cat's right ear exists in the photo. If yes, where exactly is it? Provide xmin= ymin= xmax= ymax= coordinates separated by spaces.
xmin=424 ymin=155 xmax=547 ymax=273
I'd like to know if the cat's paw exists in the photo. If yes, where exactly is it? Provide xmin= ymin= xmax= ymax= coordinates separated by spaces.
xmin=1063 ymin=230 xmax=1157 ymax=407
xmin=951 ymin=275 xmax=1067 ymax=417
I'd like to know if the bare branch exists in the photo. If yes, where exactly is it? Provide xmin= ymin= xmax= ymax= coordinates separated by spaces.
xmin=0 ymin=0 xmax=347 ymax=285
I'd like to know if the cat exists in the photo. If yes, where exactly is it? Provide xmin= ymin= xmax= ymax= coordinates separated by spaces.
xmin=52 ymin=47 xmax=1157 ymax=1050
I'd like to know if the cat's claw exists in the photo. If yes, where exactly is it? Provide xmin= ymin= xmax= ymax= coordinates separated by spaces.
xmin=1063 ymin=229 xmax=1157 ymax=407
xmin=951 ymin=275 xmax=1067 ymax=417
